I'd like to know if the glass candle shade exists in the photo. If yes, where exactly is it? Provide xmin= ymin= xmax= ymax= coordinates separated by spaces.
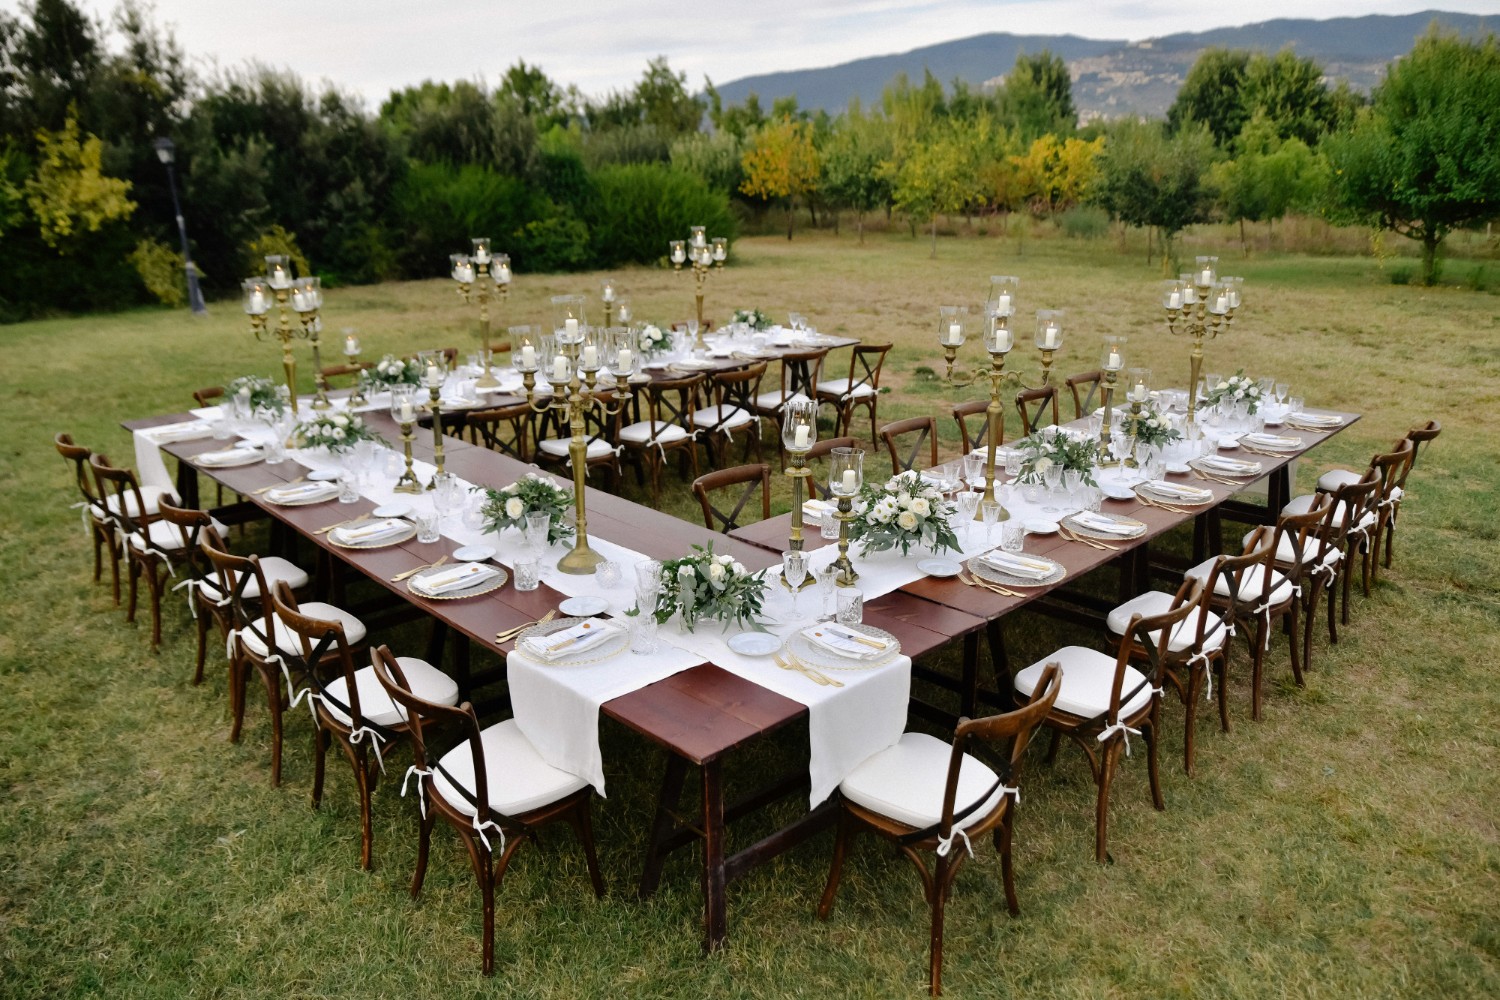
xmin=1161 ymin=279 xmax=1185 ymax=311
xmin=1100 ymin=334 xmax=1127 ymax=373
xmin=782 ymin=397 xmax=818 ymax=453
xmin=1194 ymin=255 xmax=1219 ymax=288
xmin=492 ymin=253 xmax=511 ymax=285
xmin=449 ymin=253 xmax=474 ymax=284
xmin=242 ymin=278 xmax=270 ymax=315
xmin=669 ymin=240 xmax=686 ymax=265
xmin=986 ymin=275 xmax=1019 ymax=318
xmin=470 ymin=237 xmax=491 ymax=264
xmin=1035 ymin=310 xmax=1065 ymax=352
xmin=1127 ymin=367 xmax=1152 ymax=403
xmin=389 ymin=384 xmax=418 ymax=423
xmin=1178 ymin=275 xmax=1200 ymax=306
xmin=985 ymin=316 xmax=1014 ymax=355
xmin=551 ymin=294 xmax=586 ymax=342
xmin=829 ymin=447 xmax=864 ymax=497
xmin=937 ymin=305 xmax=970 ymax=349
xmin=510 ymin=325 xmax=539 ymax=372
xmin=712 ymin=236 xmax=727 ymax=262
xmin=265 ymin=255 xmax=291 ymax=289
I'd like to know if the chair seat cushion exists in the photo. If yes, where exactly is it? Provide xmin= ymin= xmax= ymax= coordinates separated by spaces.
xmin=106 ymin=484 xmax=170 ymax=518
xmin=1184 ymin=557 xmax=1294 ymax=607
xmin=128 ymin=517 xmax=225 ymax=555
xmin=752 ymin=390 xmax=810 ymax=412
xmin=537 ymin=437 xmax=615 ymax=461
xmin=200 ymin=556 xmax=310 ymax=602
xmin=241 ymin=601 xmax=367 ymax=659
xmin=322 ymin=656 xmax=458 ymax=728
xmin=433 ymin=718 xmax=590 ymax=819
xmin=839 ymin=732 xmax=1006 ymax=833
xmin=815 ymin=378 xmax=876 ymax=399
xmin=1105 ymin=591 xmax=1227 ymax=653
xmin=1015 ymin=645 xmax=1153 ymax=720
xmin=1243 ymin=528 xmax=1345 ymax=570
xmin=1317 ymin=468 xmax=1403 ymax=502
xmin=1281 ymin=493 xmax=1377 ymax=532
xmin=618 ymin=421 xmax=692 ymax=445
xmin=689 ymin=405 xmax=754 ymax=431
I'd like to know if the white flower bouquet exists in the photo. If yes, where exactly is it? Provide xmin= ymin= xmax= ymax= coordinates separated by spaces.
xmin=225 ymin=375 xmax=288 ymax=416
xmin=367 ymin=354 xmax=422 ymax=388
xmin=848 ymin=469 xmax=960 ymax=557
xmin=1018 ymin=429 xmax=1100 ymax=487
xmin=1202 ymin=370 xmax=1263 ymax=414
xmin=477 ymin=472 xmax=575 ymax=544
xmin=638 ymin=324 xmax=671 ymax=358
xmin=731 ymin=308 xmax=771 ymax=331
xmin=294 ymin=411 xmax=378 ymax=454
xmin=652 ymin=543 xmax=767 ymax=631
xmin=1121 ymin=403 xmax=1182 ymax=449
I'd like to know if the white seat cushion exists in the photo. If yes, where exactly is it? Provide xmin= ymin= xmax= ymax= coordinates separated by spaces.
xmin=1015 ymin=645 xmax=1153 ymax=720
xmin=199 ymin=556 xmax=311 ymax=602
xmin=128 ymin=517 xmax=226 ymax=554
xmin=689 ymin=405 xmax=754 ymax=431
xmin=618 ymin=421 xmax=692 ymax=445
xmin=752 ymin=390 xmax=810 ymax=412
xmin=106 ymin=484 xmax=170 ymax=518
xmin=1184 ymin=556 xmax=1294 ymax=607
xmin=1243 ymin=528 xmax=1346 ymax=570
xmin=1105 ymin=590 xmax=1227 ymax=654
xmin=1317 ymin=468 xmax=1362 ymax=492
xmin=321 ymin=655 xmax=458 ymax=728
xmin=433 ymin=718 xmax=589 ymax=819
xmin=537 ymin=437 xmax=615 ymax=462
xmin=839 ymin=731 xmax=1007 ymax=833
xmin=816 ymin=377 xmax=876 ymax=399
xmin=1281 ymin=494 xmax=1377 ymax=533
xmin=241 ymin=601 xmax=367 ymax=659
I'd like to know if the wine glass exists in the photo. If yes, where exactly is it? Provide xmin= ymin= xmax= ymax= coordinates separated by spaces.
xmin=817 ymin=564 xmax=839 ymax=617
xmin=963 ymin=452 xmax=985 ymax=491
xmin=981 ymin=500 xmax=1002 ymax=545
xmin=782 ymin=550 xmax=808 ymax=622
xmin=957 ymin=490 xmax=981 ymax=545
xmin=431 ymin=473 xmax=462 ymax=523
xmin=1061 ymin=468 xmax=1081 ymax=510
xmin=1041 ymin=464 xmax=1063 ymax=512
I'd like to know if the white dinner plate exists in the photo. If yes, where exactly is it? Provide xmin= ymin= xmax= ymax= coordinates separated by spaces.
xmin=1165 ymin=461 xmax=1191 ymax=475
xmin=372 ymin=502 xmax=412 ymax=519
xmin=1099 ymin=481 xmax=1136 ymax=501
xmin=307 ymin=469 xmax=341 ymax=481
xmin=559 ymin=595 xmax=609 ymax=617
xmin=728 ymin=631 xmax=782 ymax=656
xmin=1216 ymin=436 xmax=1241 ymax=450
xmin=916 ymin=558 xmax=962 ymax=578
xmin=1024 ymin=519 xmax=1059 ymax=535
xmin=452 ymin=545 xmax=495 ymax=562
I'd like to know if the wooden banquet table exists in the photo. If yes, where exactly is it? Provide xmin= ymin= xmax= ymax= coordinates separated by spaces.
xmin=121 ymin=400 xmax=981 ymax=954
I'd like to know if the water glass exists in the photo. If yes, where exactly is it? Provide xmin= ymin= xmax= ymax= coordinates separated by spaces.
xmin=1001 ymin=520 xmax=1025 ymax=552
xmin=514 ymin=556 xmax=541 ymax=591
xmin=524 ymin=511 xmax=552 ymax=551
xmin=836 ymin=587 xmax=863 ymax=626
xmin=1085 ymin=486 xmax=1103 ymax=513
xmin=337 ymin=471 xmax=360 ymax=504
xmin=413 ymin=511 xmax=441 ymax=544
xmin=1288 ymin=396 xmax=1305 ymax=416
xmin=817 ymin=565 xmax=839 ymax=617
xmin=595 ymin=560 xmax=622 ymax=589
xmin=265 ymin=436 xmax=288 ymax=465
xmin=635 ymin=559 xmax=662 ymax=595
xmin=820 ymin=510 xmax=840 ymax=540
xmin=1004 ymin=448 xmax=1022 ymax=478
xmin=212 ymin=418 xmax=233 ymax=440
xmin=782 ymin=550 xmax=808 ymax=622
xmin=963 ymin=453 xmax=985 ymax=488
xmin=1275 ymin=382 xmax=1290 ymax=405
xmin=1041 ymin=465 xmax=1063 ymax=512
xmin=957 ymin=490 xmax=981 ymax=543
xmin=628 ymin=611 xmax=658 ymax=654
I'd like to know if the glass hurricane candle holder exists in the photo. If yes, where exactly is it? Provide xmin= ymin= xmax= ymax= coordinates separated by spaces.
xmin=986 ymin=275 xmax=1018 ymax=319
xmin=1100 ymin=334 xmax=1127 ymax=373
xmin=389 ymin=384 xmax=417 ymax=423
xmin=242 ymin=278 xmax=270 ymax=315
xmin=551 ymin=294 xmax=586 ymax=343
xmin=669 ymin=240 xmax=686 ymax=265
xmin=1194 ymin=255 xmax=1219 ymax=288
xmin=782 ymin=397 xmax=818 ymax=453
xmin=1161 ymin=279 xmax=1185 ymax=312
xmin=937 ymin=305 xmax=972 ymax=349
xmin=449 ymin=252 xmax=473 ymax=284
xmin=1127 ymin=367 xmax=1152 ymax=403
xmin=511 ymin=325 xmax=539 ymax=372
xmin=492 ymin=253 xmax=511 ymax=286
xmin=1035 ymin=309 xmax=1065 ymax=352
xmin=1178 ymin=275 xmax=1201 ymax=306
xmin=829 ymin=446 xmax=864 ymax=497
xmin=712 ymin=236 xmax=727 ymax=262
xmin=265 ymin=254 xmax=291 ymax=289
xmin=470 ymin=236 xmax=490 ymax=264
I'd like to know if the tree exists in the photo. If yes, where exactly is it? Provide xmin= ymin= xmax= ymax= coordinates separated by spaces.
xmin=887 ymin=121 xmax=984 ymax=257
xmin=704 ymin=83 xmax=765 ymax=140
xmin=1009 ymin=134 xmax=1103 ymax=216
xmin=670 ymin=129 xmax=743 ymax=195
xmin=1326 ymin=29 xmax=1500 ymax=285
xmin=820 ymin=104 xmax=892 ymax=243
xmin=739 ymin=116 xmax=821 ymax=240
xmin=1243 ymin=48 xmax=1336 ymax=147
xmin=1167 ymin=48 xmax=1252 ymax=146
xmin=1211 ymin=114 xmax=1329 ymax=252
xmin=997 ymin=50 xmax=1076 ymax=141
xmin=1091 ymin=119 xmax=1217 ymax=271
xmin=23 ymin=115 xmax=135 ymax=251
xmin=498 ymin=60 xmax=575 ymax=131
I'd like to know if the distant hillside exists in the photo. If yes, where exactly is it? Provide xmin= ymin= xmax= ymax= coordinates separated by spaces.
xmin=710 ymin=10 xmax=1498 ymax=120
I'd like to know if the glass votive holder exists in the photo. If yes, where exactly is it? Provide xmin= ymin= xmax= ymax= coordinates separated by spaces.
xmin=820 ymin=514 xmax=840 ymax=540
xmin=265 ymin=437 xmax=287 ymax=465
xmin=629 ymin=612 xmax=658 ymax=654
xmin=514 ymin=556 xmax=541 ymax=591
xmin=412 ymin=511 xmax=441 ymax=544
xmin=1001 ymin=520 xmax=1026 ymax=552
xmin=836 ymin=588 xmax=863 ymax=625
xmin=212 ymin=418 xmax=233 ymax=441
xmin=337 ymin=472 xmax=360 ymax=504
xmin=595 ymin=560 xmax=622 ymax=589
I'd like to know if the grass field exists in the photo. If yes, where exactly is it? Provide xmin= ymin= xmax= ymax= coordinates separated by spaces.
xmin=2 ymin=228 xmax=1498 ymax=999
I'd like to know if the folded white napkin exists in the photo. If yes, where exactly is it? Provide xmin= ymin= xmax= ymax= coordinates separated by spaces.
xmin=1146 ymin=480 xmax=1212 ymax=500
xmin=1200 ymin=455 xmax=1262 ymax=474
xmin=979 ymin=551 xmax=1055 ymax=580
xmin=268 ymin=481 xmax=339 ymax=503
xmin=1072 ymin=511 xmax=1141 ymax=536
xmin=334 ymin=518 xmax=408 ymax=543
xmin=803 ymin=622 xmax=890 ymax=660
xmin=707 ymin=348 xmax=734 ymax=358
xmin=1244 ymin=433 xmax=1301 ymax=449
xmin=802 ymin=499 xmax=835 ymax=522
xmin=920 ymin=471 xmax=958 ymax=492
xmin=412 ymin=562 xmax=499 ymax=595
xmin=1289 ymin=411 xmax=1342 ymax=427
xmin=520 ymin=619 xmax=622 ymax=661
xmin=196 ymin=445 xmax=261 ymax=466
xmin=150 ymin=422 xmax=216 ymax=444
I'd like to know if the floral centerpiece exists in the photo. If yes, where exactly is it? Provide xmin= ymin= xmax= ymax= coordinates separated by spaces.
xmin=1202 ymin=370 xmax=1263 ymax=414
xmin=367 ymin=354 xmax=422 ymax=388
xmin=652 ymin=543 xmax=768 ymax=632
xmin=1018 ymin=429 xmax=1101 ymax=487
xmin=1121 ymin=404 xmax=1182 ymax=449
xmin=294 ymin=411 xmax=378 ymax=454
xmin=732 ymin=308 xmax=771 ymax=331
xmin=476 ymin=472 xmax=575 ymax=544
xmin=848 ymin=470 xmax=960 ymax=557
xmin=226 ymin=375 xmax=288 ymax=416
xmin=638 ymin=323 xmax=670 ymax=358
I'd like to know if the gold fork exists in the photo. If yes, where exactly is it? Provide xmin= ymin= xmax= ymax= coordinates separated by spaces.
xmin=774 ymin=652 xmax=840 ymax=687
xmin=496 ymin=608 xmax=557 ymax=642
xmin=392 ymin=554 xmax=448 ymax=583
xmin=1059 ymin=525 xmax=1113 ymax=551
xmin=314 ymin=512 xmax=370 ymax=535
xmin=253 ymin=475 xmax=303 ymax=495
xmin=959 ymin=567 xmax=1023 ymax=598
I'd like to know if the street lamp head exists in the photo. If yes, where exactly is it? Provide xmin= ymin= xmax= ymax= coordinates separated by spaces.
xmin=153 ymin=137 xmax=175 ymax=165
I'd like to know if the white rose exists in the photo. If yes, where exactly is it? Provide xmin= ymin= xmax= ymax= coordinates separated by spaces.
xmin=717 ymin=554 xmax=734 ymax=566
xmin=1233 ymin=389 xmax=1244 ymax=399
xmin=678 ymin=564 xmax=694 ymax=580
xmin=910 ymin=497 xmax=931 ymax=517
xmin=504 ymin=497 xmax=524 ymax=519
xmin=897 ymin=510 xmax=919 ymax=531
xmin=708 ymin=562 xmax=725 ymax=583
xmin=503 ymin=483 xmax=519 ymax=493
xmin=330 ymin=427 xmax=344 ymax=439
xmin=731 ymin=561 xmax=745 ymax=576
xmin=897 ymin=493 xmax=912 ymax=509
xmin=1035 ymin=457 xmax=1054 ymax=475
xmin=1216 ymin=381 xmax=1229 ymax=391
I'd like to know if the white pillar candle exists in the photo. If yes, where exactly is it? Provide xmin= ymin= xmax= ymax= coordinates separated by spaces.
xmin=552 ymin=356 xmax=569 ymax=382
xmin=996 ymin=293 xmax=1011 ymax=315
xmin=1133 ymin=382 xmax=1146 ymax=401
xmin=602 ymin=284 xmax=614 ymax=303
xmin=1183 ymin=286 xmax=1198 ymax=305
xmin=474 ymin=248 xmax=489 ymax=264
xmin=496 ymin=264 xmax=511 ymax=284
xmin=1200 ymin=268 xmax=1212 ymax=285
xmin=1216 ymin=294 xmax=1229 ymax=312
xmin=671 ymin=248 xmax=685 ymax=264
xmin=1167 ymin=291 xmax=1182 ymax=309
xmin=520 ymin=345 xmax=536 ymax=368
xmin=249 ymin=290 xmax=266 ymax=313
xmin=564 ymin=317 xmax=579 ymax=338
xmin=947 ymin=322 xmax=962 ymax=346
xmin=582 ymin=344 xmax=598 ymax=368
xmin=994 ymin=327 xmax=1013 ymax=353
xmin=1044 ymin=326 xmax=1058 ymax=350
xmin=616 ymin=348 xmax=632 ymax=371
xmin=400 ymin=400 xmax=414 ymax=422
xmin=713 ymin=244 xmax=726 ymax=261
xmin=841 ymin=470 xmax=857 ymax=493
xmin=1108 ymin=350 xmax=1121 ymax=370
xmin=794 ymin=425 xmax=810 ymax=448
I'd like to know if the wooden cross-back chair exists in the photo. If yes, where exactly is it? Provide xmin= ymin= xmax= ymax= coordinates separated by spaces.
xmin=1065 ymin=370 xmax=1103 ymax=421
xmin=805 ymin=435 xmax=859 ymax=501
xmin=369 ymin=645 xmax=604 ymax=975
xmin=1241 ymin=495 xmax=1338 ymax=683
xmin=1015 ymin=577 xmax=1205 ymax=863
xmin=271 ymin=583 xmax=457 ymax=870
xmin=951 ymin=401 xmax=1002 ymax=457
xmin=1375 ymin=420 xmax=1440 ymax=575
xmin=816 ymin=664 xmax=1063 ymax=996
xmin=320 ymin=361 xmax=374 ymax=387
xmin=618 ymin=373 xmax=703 ymax=504
xmin=880 ymin=416 xmax=939 ymax=476
xmin=534 ymin=388 xmax=622 ymax=488
xmin=55 ymin=432 xmax=120 ymax=604
xmin=1315 ymin=437 xmax=1417 ymax=595
xmin=692 ymin=464 xmax=772 ymax=534
xmin=817 ymin=343 xmax=891 ymax=446
xmin=692 ymin=362 xmax=767 ymax=468
xmin=1014 ymin=385 xmax=1060 ymax=437
xmin=467 ymin=401 xmax=534 ymax=462
xmin=158 ymin=496 xmax=245 ymax=686
xmin=752 ymin=346 xmax=830 ymax=438
xmin=192 ymin=386 xmax=223 ymax=409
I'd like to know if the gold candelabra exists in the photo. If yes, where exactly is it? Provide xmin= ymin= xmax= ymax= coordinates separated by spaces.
xmin=937 ymin=283 xmax=1061 ymax=522
xmin=515 ymin=325 xmax=635 ymax=574
xmin=389 ymin=386 xmax=423 ymax=494
xmin=342 ymin=332 xmax=368 ymax=407
xmin=451 ymin=238 xmax=512 ymax=390
xmin=1162 ymin=256 xmax=1242 ymax=426
xmin=780 ymin=398 xmax=819 ymax=591
xmin=424 ymin=377 xmax=447 ymax=489
xmin=243 ymin=256 xmax=328 ymax=414
xmin=669 ymin=226 xmax=726 ymax=352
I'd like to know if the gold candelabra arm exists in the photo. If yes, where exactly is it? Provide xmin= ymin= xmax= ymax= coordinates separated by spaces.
xmin=393 ymin=420 xmax=423 ymax=494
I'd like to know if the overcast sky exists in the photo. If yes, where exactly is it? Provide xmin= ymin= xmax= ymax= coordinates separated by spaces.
xmin=22 ymin=1 xmax=1500 ymax=108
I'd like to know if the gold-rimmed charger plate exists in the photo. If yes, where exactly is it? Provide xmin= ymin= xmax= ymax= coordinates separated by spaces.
xmin=1134 ymin=482 xmax=1215 ymax=507
xmin=264 ymin=484 xmax=342 ymax=507
xmin=326 ymin=522 xmax=417 ymax=549
xmin=515 ymin=616 xmax=628 ymax=666
xmin=1061 ymin=512 xmax=1147 ymax=540
xmin=407 ymin=565 xmax=508 ymax=600
xmin=787 ymin=623 xmax=901 ymax=672
xmin=970 ymin=552 xmax=1067 ymax=588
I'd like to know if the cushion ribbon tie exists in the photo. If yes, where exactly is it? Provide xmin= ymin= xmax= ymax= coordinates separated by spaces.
xmin=401 ymin=765 xmax=431 ymax=819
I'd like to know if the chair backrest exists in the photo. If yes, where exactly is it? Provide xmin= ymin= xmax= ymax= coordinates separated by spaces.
xmin=199 ymin=531 xmax=278 ymax=653
xmin=158 ymin=495 xmax=217 ymax=584
xmin=705 ymin=363 xmax=767 ymax=429
xmin=1207 ymin=526 xmax=1280 ymax=620
xmin=88 ymin=454 xmax=151 ymax=537
xmin=773 ymin=347 xmax=830 ymax=407
xmin=270 ymin=580 xmax=365 ymax=728
xmin=806 ymin=435 xmax=858 ymax=500
xmin=468 ymin=401 xmax=533 ymax=461
xmin=842 ymin=344 xmax=891 ymax=397
xmin=1367 ymin=439 xmax=1415 ymax=513
xmin=1064 ymin=370 xmax=1103 ymax=421
xmin=320 ymin=361 xmax=374 ymax=385
xmin=939 ymin=663 xmax=1063 ymax=837
xmin=692 ymin=464 xmax=772 ymax=533
xmin=1325 ymin=470 xmax=1383 ymax=546
xmin=879 ymin=416 xmax=939 ymax=476
xmin=1404 ymin=419 xmax=1441 ymax=470
xmin=55 ymin=432 xmax=102 ymax=510
xmin=671 ymin=320 xmax=714 ymax=333
xmin=639 ymin=374 xmax=704 ymax=440
xmin=193 ymin=387 xmax=223 ymax=409
xmin=1114 ymin=578 xmax=1205 ymax=721
xmin=539 ymin=387 xmax=621 ymax=452
xmin=1014 ymin=386 xmax=1060 ymax=437
xmin=1268 ymin=495 xmax=1333 ymax=583
xmin=951 ymin=401 xmax=1001 ymax=456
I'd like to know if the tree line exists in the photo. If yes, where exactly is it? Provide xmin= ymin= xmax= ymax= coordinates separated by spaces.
xmin=1 ymin=1 xmax=1495 ymax=321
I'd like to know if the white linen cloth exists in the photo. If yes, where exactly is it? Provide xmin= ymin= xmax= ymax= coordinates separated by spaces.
xmin=132 ymin=420 xmax=215 ymax=490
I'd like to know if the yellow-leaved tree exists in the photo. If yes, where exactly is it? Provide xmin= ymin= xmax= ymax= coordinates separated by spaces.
xmin=23 ymin=117 xmax=136 ymax=253
xmin=739 ymin=117 xmax=821 ymax=240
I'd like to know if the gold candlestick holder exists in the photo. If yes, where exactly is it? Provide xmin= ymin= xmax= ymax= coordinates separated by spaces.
xmin=452 ymin=240 xmax=512 ymax=390
xmin=831 ymin=496 xmax=858 ymax=587
xmin=1162 ymin=257 xmax=1240 ymax=426
xmin=424 ymin=382 xmax=446 ymax=488
xmin=781 ymin=452 xmax=818 ymax=592
xmin=306 ymin=317 xmax=330 ymax=410
xmin=345 ymin=350 xmax=368 ymax=407
xmin=669 ymin=229 xmax=726 ymax=352
xmin=827 ymin=445 xmax=863 ymax=586
xmin=518 ymin=345 xmax=633 ymax=575
xmin=393 ymin=419 xmax=423 ymax=494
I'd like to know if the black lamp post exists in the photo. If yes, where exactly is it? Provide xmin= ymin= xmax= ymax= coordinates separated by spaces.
xmin=152 ymin=136 xmax=208 ymax=316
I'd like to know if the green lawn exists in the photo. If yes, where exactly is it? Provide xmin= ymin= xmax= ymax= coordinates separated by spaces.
xmin=2 ymin=229 xmax=1497 ymax=999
